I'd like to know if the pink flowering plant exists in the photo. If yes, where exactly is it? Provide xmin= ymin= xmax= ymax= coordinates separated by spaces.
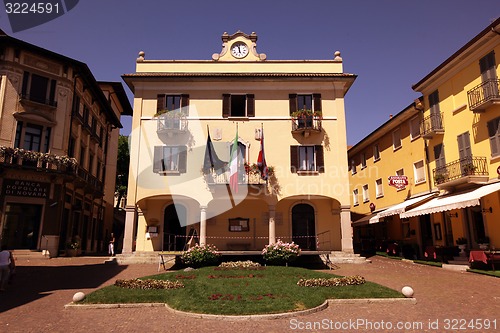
xmin=181 ymin=244 xmax=221 ymax=268
xmin=262 ymin=239 xmax=300 ymax=265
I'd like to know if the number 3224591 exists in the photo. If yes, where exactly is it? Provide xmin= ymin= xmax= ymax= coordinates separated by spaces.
xmin=5 ymin=2 xmax=60 ymax=14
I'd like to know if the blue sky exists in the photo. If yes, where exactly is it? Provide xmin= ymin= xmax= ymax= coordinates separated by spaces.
xmin=1 ymin=0 xmax=499 ymax=145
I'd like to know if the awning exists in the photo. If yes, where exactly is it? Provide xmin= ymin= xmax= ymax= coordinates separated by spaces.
xmin=401 ymin=182 xmax=500 ymax=218
xmin=352 ymin=212 xmax=381 ymax=226
xmin=378 ymin=193 xmax=437 ymax=218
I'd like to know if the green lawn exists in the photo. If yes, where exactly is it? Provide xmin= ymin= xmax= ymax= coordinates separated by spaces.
xmin=467 ymin=268 xmax=500 ymax=278
xmin=82 ymin=266 xmax=402 ymax=315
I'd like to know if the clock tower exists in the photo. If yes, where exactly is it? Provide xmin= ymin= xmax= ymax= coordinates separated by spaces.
xmin=212 ymin=31 xmax=267 ymax=61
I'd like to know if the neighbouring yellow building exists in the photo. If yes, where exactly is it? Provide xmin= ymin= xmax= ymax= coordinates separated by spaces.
xmin=121 ymin=31 xmax=359 ymax=260
xmin=350 ymin=18 xmax=500 ymax=260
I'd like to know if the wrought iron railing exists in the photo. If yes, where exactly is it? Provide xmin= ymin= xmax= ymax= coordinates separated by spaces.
xmin=291 ymin=116 xmax=322 ymax=132
xmin=433 ymin=156 xmax=488 ymax=186
xmin=0 ymin=148 xmax=103 ymax=194
xmin=157 ymin=114 xmax=188 ymax=133
xmin=205 ymin=169 xmax=267 ymax=185
xmin=420 ymin=112 xmax=444 ymax=136
xmin=467 ymin=79 xmax=500 ymax=110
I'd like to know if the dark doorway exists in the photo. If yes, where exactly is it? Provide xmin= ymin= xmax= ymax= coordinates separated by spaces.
xmin=292 ymin=203 xmax=316 ymax=250
xmin=420 ymin=214 xmax=433 ymax=249
xmin=163 ymin=204 xmax=187 ymax=251
xmin=471 ymin=208 xmax=486 ymax=243
xmin=2 ymin=203 xmax=42 ymax=249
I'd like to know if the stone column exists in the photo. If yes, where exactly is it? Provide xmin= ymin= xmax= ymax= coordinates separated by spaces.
xmin=122 ymin=205 xmax=137 ymax=254
xmin=268 ymin=205 xmax=276 ymax=244
xmin=340 ymin=205 xmax=353 ymax=253
xmin=200 ymin=206 xmax=207 ymax=246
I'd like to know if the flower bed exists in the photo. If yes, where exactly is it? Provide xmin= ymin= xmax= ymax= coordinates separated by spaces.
xmin=114 ymin=278 xmax=184 ymax=290
xmin=217 ymin=261 xmax=262 ymax=269
xmin=297 ymin=275 xmax=366 ymax=287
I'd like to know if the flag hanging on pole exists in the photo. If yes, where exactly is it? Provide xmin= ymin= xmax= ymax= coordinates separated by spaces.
xmin=229 ymin=125 xmax=239 ymax=193
xmin=203 ymin=127 xmax=225 ymax=172
xmin=257 ymin=125 xmax=268 ymax=180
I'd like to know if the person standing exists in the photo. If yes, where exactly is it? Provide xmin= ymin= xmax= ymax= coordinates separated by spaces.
xmin=0 ymin=247 xmax=15 ymax=291
xmin=108 ymin=233 xmax=115 ymax=256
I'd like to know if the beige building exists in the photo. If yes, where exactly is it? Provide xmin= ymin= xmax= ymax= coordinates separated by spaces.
xmin=0 ymin=30 xmax=132 ymax=255
xmin=122 ymin=31 xmax=356 ymax=256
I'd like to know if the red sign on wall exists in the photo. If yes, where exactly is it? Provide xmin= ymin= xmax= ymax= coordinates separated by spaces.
xmin=388 ymin=176 xmax=408 ymax=189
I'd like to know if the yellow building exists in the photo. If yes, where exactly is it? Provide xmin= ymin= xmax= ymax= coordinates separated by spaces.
xmin=409 ymin=17 xmax=500 ymax=251
xmin=350 ymin=18 xmax=500 ymax=260
xmin=349 ymin=99 xmax=437 ymax=257
xmin=0 ymin=30 xmax=132 ymax=255
xmin=122 ymin=31 xmax=358 ymax=258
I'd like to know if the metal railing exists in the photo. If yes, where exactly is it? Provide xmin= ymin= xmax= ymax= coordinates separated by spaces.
xmin=433 ymin=156 xmax=488 ymax=186
xmin=420 ymin=112 xmax=444 ymax=137
xmin=157 ymin=115 xmax=188 ymax=133
xmin=291 ymin=116 xmax=322 ymax=132
xmin=0 ymin=150 xmax=103 ymax=194
xmin=467 ymin=79 xmax=500 ymax=110
xmin=205 ymin=169 xmax=267 ymax=185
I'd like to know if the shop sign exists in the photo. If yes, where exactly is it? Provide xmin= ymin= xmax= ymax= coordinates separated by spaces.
xmin=3 ymin=179 xmax=49 ymax=198
xmin=388 ymin=175 xmax=408 ymax=189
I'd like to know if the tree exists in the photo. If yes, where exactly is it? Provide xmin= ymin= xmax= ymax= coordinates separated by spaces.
xmin=115 ymin=135 xmax=130 ymax=208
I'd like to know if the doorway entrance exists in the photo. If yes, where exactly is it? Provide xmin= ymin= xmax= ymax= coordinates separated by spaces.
xmin=163 ymin=204 xmax=187 ymax=251
xmin=2 ymin=203 xmax=42 ymax=249
xmin=292 ymin=203 xmax=316 ymax=250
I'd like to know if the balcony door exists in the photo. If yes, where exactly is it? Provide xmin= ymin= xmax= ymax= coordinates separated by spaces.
xmin=479 ymin=52 xmax=498 ymax=100
xmin=457 ymin=132 xmax=472 ymax=175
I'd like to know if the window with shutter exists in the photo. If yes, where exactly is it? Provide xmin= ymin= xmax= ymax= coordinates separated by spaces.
xmin=290 ymin=145 xmax=324 ymax=173
xmin=222 ymin=94 xmax=255 ymax=117
xmin=153 ymin=145 xmax=187 ymax=174
xmin=487 ymin=117 xmax=500 ymax=157
xmin=433 ymin=144 xmax=446 ymax=172
xmin=289 ymin=94 xmax=297 ymax=115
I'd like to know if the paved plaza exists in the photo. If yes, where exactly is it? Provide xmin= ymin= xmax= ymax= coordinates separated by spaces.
xmin=0 ymin=255 xmax=499 ymax=333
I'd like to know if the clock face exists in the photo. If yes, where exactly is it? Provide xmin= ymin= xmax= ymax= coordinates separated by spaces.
xmin=231 ymin=42 xmax=249 ymax=59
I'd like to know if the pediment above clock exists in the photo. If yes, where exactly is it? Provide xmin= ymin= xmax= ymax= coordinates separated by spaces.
xmin=212 ymin=31 xmax=267 ymax=62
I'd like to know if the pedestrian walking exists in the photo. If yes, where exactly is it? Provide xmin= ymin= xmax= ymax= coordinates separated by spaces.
xmin=108 ymin=233 xmax=115 ymax=256
xmin=0 ymin=247 xmax=15 ymax=291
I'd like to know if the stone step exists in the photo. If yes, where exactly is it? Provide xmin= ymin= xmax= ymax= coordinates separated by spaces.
xmin=323 ymin=252 xmax=370 ymax=264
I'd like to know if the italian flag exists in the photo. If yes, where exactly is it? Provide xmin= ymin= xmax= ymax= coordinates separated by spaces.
xmin=229 ymin=127 xmax=239 ymax=193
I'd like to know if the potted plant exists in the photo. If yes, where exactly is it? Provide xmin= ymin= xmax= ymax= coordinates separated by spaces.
xmin=66 ymin=236 xmax=81 ymax=257
xmin=477 ymin=236 xmax=490 ymax=250
xmin=456 ymin=237 xmax=467 ymax=256
xmin=291 ymin=109 xmax=322 ymax=129
xmin=262 ymin=239 xmax=301 ymax=266
xmin=462 ymin=163 xmax=476 ymax=175
xmin=434 ymin=172 xmax=447 ymax=184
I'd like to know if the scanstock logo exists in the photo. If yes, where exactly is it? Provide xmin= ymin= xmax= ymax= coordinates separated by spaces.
xmin=3 ymin=0 xmax=80 ymax=33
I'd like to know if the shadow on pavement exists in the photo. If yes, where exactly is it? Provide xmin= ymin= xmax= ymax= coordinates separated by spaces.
xmin=0 ymin=263 xmax=127 ymax=313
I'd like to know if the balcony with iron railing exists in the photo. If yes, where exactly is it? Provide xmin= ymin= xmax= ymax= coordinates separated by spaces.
xmin=467 ymin=79 xmax=500 ymax=112
xmin=205 ymin=167 xmax=268 ymax=186
xmin=0 ymin=147 xmax=103 ymax=196
xmin=420 ymin=112 xmax=444 ymax=139
xmin=157 ymin=112 xmax=188 ymax=135
xmin=19 ymin=93 xmax=57 ymax=108
xmin=291 ymin=114 xmax=322 ymax=137
xmin=433 ymin=156 xmax=489 ymax=189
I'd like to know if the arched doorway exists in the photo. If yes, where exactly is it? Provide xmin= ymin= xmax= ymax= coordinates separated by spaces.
xmin=163 ymin=204 xmax=187 ymax=251
xmin=292 ymin=203 xmax=316 ymax=250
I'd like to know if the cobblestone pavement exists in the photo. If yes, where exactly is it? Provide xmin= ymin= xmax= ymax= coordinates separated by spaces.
xmin=0 ymin=255 xmax=499 ymax=333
